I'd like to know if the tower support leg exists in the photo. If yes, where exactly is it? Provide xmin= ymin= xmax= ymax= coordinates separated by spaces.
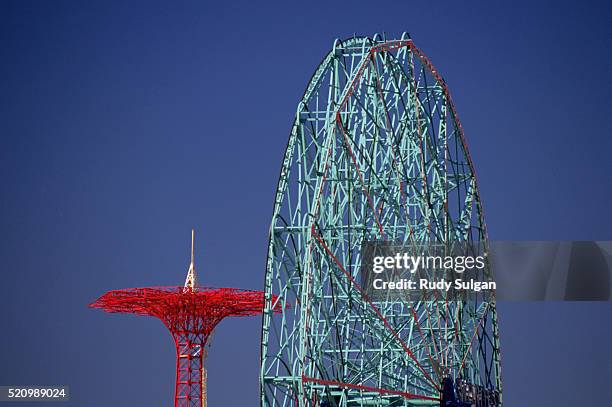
xmin=174 ymin=337 xmax=205 ymax=407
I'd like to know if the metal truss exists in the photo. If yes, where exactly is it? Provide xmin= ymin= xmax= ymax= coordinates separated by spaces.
xmin=260 ymin=34 xmax=502 ymax=406
xmin=91 ymin=286 xmax=278 ymax=407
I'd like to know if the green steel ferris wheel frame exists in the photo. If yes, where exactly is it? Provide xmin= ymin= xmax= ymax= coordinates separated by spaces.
xmin=260 ymin=34 xmax=502 ymax=406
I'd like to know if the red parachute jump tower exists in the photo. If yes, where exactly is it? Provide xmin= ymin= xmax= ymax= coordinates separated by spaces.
xmin=90 ymin=230 xmax=280 ymax=407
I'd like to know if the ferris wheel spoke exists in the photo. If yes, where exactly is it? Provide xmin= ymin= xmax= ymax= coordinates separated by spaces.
xmin=456 ymin=302 xmax=491 ymax=376
xmin=311 ymin=227 xmax=439 ymax=392
xmin=301 ymin=376 xmax=439 ymax=402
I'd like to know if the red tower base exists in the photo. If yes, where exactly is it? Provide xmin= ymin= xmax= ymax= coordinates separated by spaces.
xmin=175 ymin=336 xmax=205 ymax=407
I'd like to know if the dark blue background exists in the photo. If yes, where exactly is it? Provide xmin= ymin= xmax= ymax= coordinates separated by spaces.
xmin=1 ymin=1 xmax=610 ymax=405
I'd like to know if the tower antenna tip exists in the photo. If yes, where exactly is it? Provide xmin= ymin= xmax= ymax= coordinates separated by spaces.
xmin=185 ymin=228 xmax=197 ymax=289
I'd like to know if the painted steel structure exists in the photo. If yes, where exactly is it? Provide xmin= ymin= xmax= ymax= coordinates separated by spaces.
xmin=260 ymin=35 xmax=502 ymax=406
xmin=90 ymin=231 xmax=280 ymax=407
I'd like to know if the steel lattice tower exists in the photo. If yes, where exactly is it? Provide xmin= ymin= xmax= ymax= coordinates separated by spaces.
xmin=260 ymin=34 xmax=502 ymax=406
xmin=91 ymin=231 xmax=281 ymax=407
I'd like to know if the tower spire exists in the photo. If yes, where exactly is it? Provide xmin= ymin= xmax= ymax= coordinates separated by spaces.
xmin=184 ymin=229 xmax=197 ymax=289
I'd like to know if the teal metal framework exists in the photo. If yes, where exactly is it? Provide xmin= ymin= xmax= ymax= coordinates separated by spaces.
xmin=260 ymin=35 xmax=502 ymax=406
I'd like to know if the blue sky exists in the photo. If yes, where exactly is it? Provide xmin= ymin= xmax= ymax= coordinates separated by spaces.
xmin=1 ymin=1 xmax=610 ymax=405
